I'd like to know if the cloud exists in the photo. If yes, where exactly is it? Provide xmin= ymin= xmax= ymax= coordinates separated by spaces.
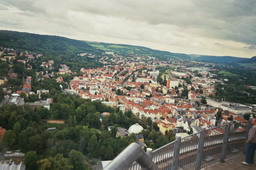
xmin=0 ymin=0 xmax=256 ymax=57
xmin=245 ymin=45 xmax=256 ymax=50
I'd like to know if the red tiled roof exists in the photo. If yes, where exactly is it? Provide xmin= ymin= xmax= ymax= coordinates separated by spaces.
xmin=23 ymin=83 xmax=31 ymax=89
xmin=234 ymin=117 xmax=247 ymax=123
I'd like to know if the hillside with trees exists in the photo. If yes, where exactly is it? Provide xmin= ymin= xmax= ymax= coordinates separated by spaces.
xmin=88 ymin=42 xmax=190 ymax=60
xmin=0 ymin=30 xmax=103 ymax=71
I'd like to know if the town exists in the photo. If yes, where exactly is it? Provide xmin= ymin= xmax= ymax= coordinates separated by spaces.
xmin=0 ymin=46 xmax=254 ymax=137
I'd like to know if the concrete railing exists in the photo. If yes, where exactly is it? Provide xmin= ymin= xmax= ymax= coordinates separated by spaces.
xmin=104 ymin=143 xmax=159 ymax=170
xmin=103 ymin=123 xmax=247 ymax=170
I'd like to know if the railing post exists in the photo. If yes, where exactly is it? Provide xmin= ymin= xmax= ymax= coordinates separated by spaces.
xmin=146 ymin=148 xmax=153 ymax=159
xmin=220 ymin=123 xmax=231 ymax=162
xmin=171 ymin=137 xmax=181 ymax=170
xmin=195 ymin=130 xmax=206 ymax=170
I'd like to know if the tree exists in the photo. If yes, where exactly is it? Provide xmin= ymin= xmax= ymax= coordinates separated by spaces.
xmin=155 ymin=135 xmax=169 ymax=148
xmin=140 ymin=84 xmax=145 ymax=89
xmin=152 ymin=123 xmax=159 ymax=131
xmin=27 ymin=94 xmax=39 ymax=102
xmin=55 ymin=140 xmax=79 ymax=157
xmin=201 ymin=97 xmax=207 ymax=105
xmin=228 ymin=115 xmax=233 ymax=121
xmin=86 ymin=112 xmax=101 ymax=129
xmin=27 ymin=134 xmax=48 ymax=154
xmin=105 ymin=145 xmax=114 ymax=160
xmin=79 ymin=137 xmax=86 ymax=154
xmin=37 ymin=154 xmax=72 ymax=170
xmin=116 ymin=89 xmax=124 ymax=95
xmin=4 ymin=130 xmax=17 ymax=149
xmin=243 ymin=113 xmax=251 ymax=121
xmin=216 ymin=110 xmax=222 ymax=120
xmin=68 ymin=150 xmax=87 ymax=170
xmin=13 ymin=122 xmax=21 ymax=133
xmin=88 ymin=134 xmax=99 ymax=157
xmin=36 ymin=107 xmax=50 ymax=119
xmin=99 ymin=145 xmax=106 ymax=159
xmin=0 ymin=88 xmax=4 ymax=101
xmin=25 ymin=151 xmax=39 ymax=170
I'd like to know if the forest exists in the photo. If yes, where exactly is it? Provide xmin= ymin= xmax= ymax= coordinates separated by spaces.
xmin=0 ymin=92 xmax=174 ymax=169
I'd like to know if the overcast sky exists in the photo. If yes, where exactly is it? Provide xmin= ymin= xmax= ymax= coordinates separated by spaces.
xmin=0 ymin=0 xmax=256 ymax=58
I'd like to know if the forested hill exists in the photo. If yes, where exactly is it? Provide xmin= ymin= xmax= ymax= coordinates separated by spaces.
xmin=1 ymin=30 xmax=253 ymax=65
xmin=0 ymin=30 xmax=102 ymax=56
xmin=191 ymin=55 xmax=245 ymax=64
xmin=0 ymin=30 xmax=189 ymax=61
xmin=88 ymin=42 xmax=190 ymax=60
xmin=0 ymin=30 xmax=105 ymax=71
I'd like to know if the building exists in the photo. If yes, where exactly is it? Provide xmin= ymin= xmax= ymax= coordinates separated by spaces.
xmin=116 ymin=127 xmax=129 ymax=138
xmin=0 ymin=161 xmax=25 ymax=170
xmin=8 ymin=94 xmax=24 ymax=106
xmin=27 ymin=100 xmax=50 ymax=110
xmin=128 ymin=123 xmax=143 ymax=134
xmin=167 ymin=80 xmax=179 ymax=89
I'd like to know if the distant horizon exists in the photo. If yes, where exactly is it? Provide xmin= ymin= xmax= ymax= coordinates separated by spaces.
xmin=1 ymin=29 xmax=252 ymax=59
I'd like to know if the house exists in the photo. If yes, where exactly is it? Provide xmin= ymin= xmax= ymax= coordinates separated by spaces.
xmin=116 ymin=127 xmax=129 ymax=138
xmin=157 ymin=118 xmax=176 ymax=134
xmin=22 ymin=83 xmax=31 ymax=93
xmin=37 ymin=89 xmax=49 ymax=98
xmin=8 ymin=94 xmax=24 ymax=106
xmin=0 ymin=79 xmax=6 ymax=85
xmin=27 ymin=100 xmax=51 ymax=110
xmin=167 ymin=80 xmax=179 ymax=89
xmin=8 ymin=72 xmax=18 ymax=78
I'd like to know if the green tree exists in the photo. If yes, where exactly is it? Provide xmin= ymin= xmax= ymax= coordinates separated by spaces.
xmin=228 ymin=115 xmax=233 ymax=121
xmin=68 ymin=150 xmax=87 ymax=170
xmin=25 ymin=151 xmax=39 ymax=170
xmin=155 ymin=135 xmax=169 ymax=148
xmin=88 ymin=134 xmax=99 ymax=157
xmin=4 ymin=130 xmax=17 ymax=149
xmin=13 ymin=122 xmax=21 ymax=133
xmin=86 ymin=112 xmax=101 ymax=129
xmin=37 ymin=154 xmax=72 ymax=170
xmin=55 ymin=140 xmax=79 ymax=157
xmin=201 ymin=97 xmax=207 ymax=105
xmin=105 ymin=145 xmax=114 ymax=160
xmin=243 ymin=113 xmax=251 ymax=120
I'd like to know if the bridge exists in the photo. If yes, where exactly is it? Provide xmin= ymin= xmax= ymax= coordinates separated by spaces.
xmin=102 ymin=123 xmax=250 ymax=170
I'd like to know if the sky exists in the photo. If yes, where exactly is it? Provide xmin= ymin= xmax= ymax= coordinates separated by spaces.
xmin=0 ymin=0 xmax=256 ymax=58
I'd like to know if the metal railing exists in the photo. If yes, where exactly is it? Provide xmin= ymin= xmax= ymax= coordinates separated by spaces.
xmin=103 ymin=123 xmax=247 ymax=170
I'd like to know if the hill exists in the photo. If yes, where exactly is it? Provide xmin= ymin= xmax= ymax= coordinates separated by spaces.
xmin=0 ymin=30 xmax=104 ymax=70
xmin=190 ymin=55 xmax=245 ymax=64
xmin=88 ymin=42 xmax=190 ymax=60
xmin=236 ymin=56 xmax=256 ymax=68
xmin=0 ymin=30 xmax=102 ymax=56
xmin=0 ymin=30 xmax=251 ymax=66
